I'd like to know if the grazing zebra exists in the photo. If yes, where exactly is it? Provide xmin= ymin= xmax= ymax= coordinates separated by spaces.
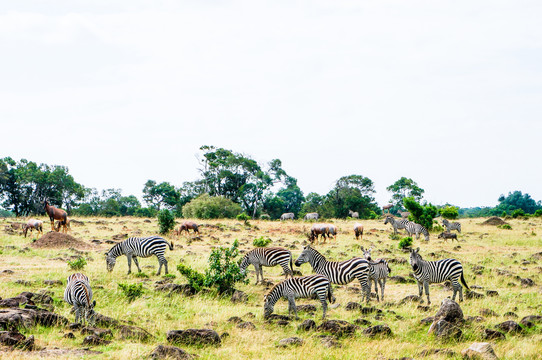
xmin=442 ymin=219 xmax=461 ymax=233
xmin=409 ymin=247 xmax=469 ymax=305
xmin=263 ymin=274 xmax=335 ymax=319
xmin=404 ymin=222 xmax=430 ymax=241
xmin=240 ymin=247 xmax=294 ymax=284
xmin=304 ymin=212 xmax=319 ymax=221
xmin=384 ymin=216 xmax=409 ymax=235
xmin=353 ymin=223 xmax=364 ymax=240
xmin=348 ymin=210 xmax=359 ymax=219
xmin=294 ymin=245 xmax=373 ymax=303
xmin=362 ymin=247 xmax=391 ymax=301
xmin=105 ymin=236 xmax=174 ymax=275
xmin=64 ymin=273 xmax=96 ymax=326
xmin=280 ymin=212 xmax=295 ymax=221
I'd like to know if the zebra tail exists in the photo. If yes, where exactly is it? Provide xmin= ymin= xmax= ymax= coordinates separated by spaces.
xmin=460 ymin=272 xmax=469 ymax=290
xmin=168 ymin=241 xmax=174 ymax=251
xmin=327 ymin=284 xmax=335 ymax=304
xmin=290 ymin=256 xmax=294 ymax=275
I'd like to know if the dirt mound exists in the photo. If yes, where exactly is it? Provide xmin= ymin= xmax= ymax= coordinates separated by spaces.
xmin=30 ymin=232 xmax=95 ymax=249
xmin=481 ymin=217 xmax=508 ymax=226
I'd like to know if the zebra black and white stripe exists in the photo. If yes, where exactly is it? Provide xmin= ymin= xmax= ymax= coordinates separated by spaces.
xmin=442 ymin=219 xmax=461 ymax=233
xmin=64 ymin=273 xmax=96 ymax=325
xmin=362 ymin=247 xmax=391 ymax=301
xmin=240 ymin=247 xmax=294 ymax=284
xmin=405 ymin=221 xmax=430 ymax=241
xmin=384 ymin=216 xmax=409 ymax=235
xmin=263 ymin=274 xmax=334 ymax=319
xmin=409 ymin=247 xmax=469 ymax=304
xmin=105 ymin=236 xmax=174 ymax=275
xmin=294 ymin=245 xmax=373 ymax=303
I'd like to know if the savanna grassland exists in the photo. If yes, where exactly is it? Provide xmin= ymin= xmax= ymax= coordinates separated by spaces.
xmin=0 ymin=216 xmax=541 ymax=359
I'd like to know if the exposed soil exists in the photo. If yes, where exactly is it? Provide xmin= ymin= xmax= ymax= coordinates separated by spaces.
xmin=30 ymin=232 xmax=96 ymax=250
xmin=481 ymin=217 xmax=508 ymax=226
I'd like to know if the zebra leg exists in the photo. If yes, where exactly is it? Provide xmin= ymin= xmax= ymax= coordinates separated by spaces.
xmin=373 ymin=278 xmax=379 ymax=301
xmin=287 ymin=295 xmax=299 ymax=320
xmin=380 ymin=278 xmax=386 ymax=301
xmin=417 ymin=280 xmax=423 ymax=298
xmin=424 ymin=281 xmax=431 ymax=305
xmin=280 ymin=264 xmax=291 ymax=279
xmin=74 ymin=305 xmax=82 ymax=324
xmin=318 ymin=291 xmax=328 ymax=319
xmin=254 ymin=264 xmax=261 ymax=284
xmin=126 ymin=254 xmax=132 ymax=274
xmin=132 ymin=256 xmax=142 ymax=273
xmin=260 ymin=266 xmax=265 ymax=282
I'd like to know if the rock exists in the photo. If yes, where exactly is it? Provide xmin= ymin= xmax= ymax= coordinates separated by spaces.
xmin=466 ymin=316 xmax=485 ymax=323
xmin=220 ymin=332 xmax=229 ymax=339
xmin=433 ymin=299 xmax=464 ymax=325
xmin=82 ymin=335 xmax=112 ymax=346
xmin=0 ymin=331 xmax=26 ymax=346
xmin=318 ymin=335 xmax=341 ymax=348
xmin=345 ymin=302 xmax=362 ymax=311
xmin=428 ymin=320 xmax=462 ymax=339
xmin=63 ymin=332 xmax=76 ymax=339
xmin=479 ymin=309 xmax=498 ymax=317
xmin=389 ymin=275 xmax=415 ymax=284
xmin=118 ymin=325 xmax=153 ymax=341
xmin=150 ymin=345 xmax=194 ymax=359
xmin=81 ymin=327 xmax=113 ymax=339
xmin=155 ymin=283 xmax=195 ymax=296
xmin=43 ymin=280 xmax=63 ymax=286
xmin=461 ymin=342 xmax=498 ymax=360
xmin=265 ymin=314 xmax=291 ymax=322
xmin=69 ymin=323 xmax=83 ymax=331
xmin=399 ymin=295 xmax=422 ymax=304
xmin=167 ymin=329 xmax=221 ymax=346
xmin=317 ymin=320 xmax=357 ymax=338
xmin=419 ymin=348 xmax=455 ymax=357
xmin=495 ymin=320 xmax=523 ymax=333
xmin=298 ymin=319 xmax=316 ymax=331
xmin=503 ymin=312 xmax=518 ymax=318
xmin=417 ymin=305 xmax=431 ymax=312
xmin=230 ymin=290 xmax=248 ymax=304
xmin=19 ymin=334 xmax=36 ymax=350
xmin=227 ymin=316 xmax=243 ymax=324
xmin=295 ymin=304 xmax=316 ymax=313
xmin=420 ymin=317 xmax=435 ymax=325
xmin=466 ymin=291 xmax=485 ymax=299
xmin=277 ymin=337 xmax=303 ymax=347
xmin=520 ymin=315 xmax=542 ymax=328
xmin=0 ymin=308 xmax=68 ymax=330
xmin=362 ymin=324 xmax=392 ymax=337
xmin=520 ymin=278 xmax=535 ymax=287
xmin=483 ymin=329 xmax=505 ymax=340
xmin=361 ymin=306 xmax=382 ymax=314
xmin=353 ymin=318 xmax=371 ymax=326
xmin=485 ymin=290 xmax=499 ymax=297
xmin=94 ymin=313 xmax=121 ymax=328
xmin=276 ymin=320 xmax=290 ymax=326
xmin=236 ymin=322 xmax=256 ymax=330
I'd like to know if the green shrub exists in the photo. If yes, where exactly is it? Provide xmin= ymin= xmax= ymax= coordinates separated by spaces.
xmin=177 ymin=263 xmax=206 ymax=292
xmin=118 ymin=283 xmax=144 ymax=302
xmin=134 ymin=207 xmax=157 ymax=218
xmin=163 ymin=273 xmax=176 ymax=279
xmin=511 ymin=209 xmax=525 ymax=218
xmin=182 ymin=194 xmax=241 ymax=219
xmin=259 ymin=214 xmax=271 ymax=220
xmin=535 ymin=210 xmax=542 ymax=217
xmin=501 ymin=211 xmax=507 ymax=218
xmin=253 ymin=236 xmax=272 ymax=247
xmin=389 ymin=233 xmax=400 ymax=241
xmin=134 ymin=272 xmax=149 ymax=278
xmin=157 ymin=209 xmax=175 ymax=234
xmin=398 ymin=236 xmax=413 ymax=249
xmin=67 ymin=257 xmax=87 ymax=270
xmin=237 ymin=212 xmax=251 ymax=225
xmin=432 ymin=223 xmax=444 ymax=233
xmin=403 ymin=197 xmax=437 ymax=231
xmin=498 ymin=224 xmax=512 ymax=230
xmin=440 ymin=206 xmax=459 ymax=220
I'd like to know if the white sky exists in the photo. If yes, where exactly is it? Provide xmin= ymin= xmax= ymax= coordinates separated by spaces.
xmin=2 ymin=1 xmax=542 ymax=208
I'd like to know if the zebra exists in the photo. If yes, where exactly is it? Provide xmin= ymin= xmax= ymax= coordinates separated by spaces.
xmin=409 ymin=247 xmax=469 ymax=305
xmin=361 ymin=247 xmax=391 ymax=301
xmin=304 ymin=212 xmax=319 ymax=221
xmin=64 ymin=273 xmax=96 ymax=326
xmin=404 ymin=221 xmax=430 ymax=241
xmin=105 ymin=236 xmax=174 ymax=275
xmin=294 ymin=245 xmax=373 ymax=303
xmin=348 ymin=210 xmax=359 ymax=219
xmin=239 ymin=247 xmax=294 ymax=284
xmin=263 ymin=274 xmax=335 ymax=319
xmin=384 ymin=216 xmax=409 ymax=235
xmin=280 ymin=212 xmax=295 ymax=221
xmin=442 ymin=219 xmax=461 ymax=233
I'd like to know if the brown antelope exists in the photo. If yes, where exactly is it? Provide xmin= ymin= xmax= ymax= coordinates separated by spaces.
xmin=353 ymin=223 xmax=364 ymax=240
xmin=177 ymin=221 xmax=199 ymax=235
xmin=382 ymin=204 xmax=393 ymax=213
xmin=55 ymin=218 xmax=71 ymax=232
xmin=309 ymin=224 xmax=328 ymax=244
xmin=23 ymin=219 xmax=43 ymax=238
xmin=44 ymin=200 xmax=68 ymax=233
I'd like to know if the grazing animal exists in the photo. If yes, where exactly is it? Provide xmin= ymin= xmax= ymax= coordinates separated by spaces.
xmin=54 ymin=218 xmax=71 ymax=232
xmin=304 ymin=212 xmax=319 ymax=221
xmin=382 ymin=204 xmax=393 ymax=213
xmin=384 ymin=216 xmax=409 ymax=235
xmin=348 ymin=210 xmax=359 ymax=219
xmin=294 ymin=245 xmax=373 ymax=303
xmin=64 ymin=273 xmax=96 ymax=326
xmin=263 ymin=274 xmax=335 ymax=319
xmin=105 ymin=236 xmax=174 ymax=275
xmin=23 ymin=219 xmax=43 ymax=238
xmin=362 ymin=247 xmax=391 ymax=301
xmin=442 ymin=219 xmax=461 ymax=233
xmin=438 ymin=232 xmax=458 ymax=242
xmin=44 ymin=200 xmax=68 ymax=233
xmin=309 ymin=223 xmax=329 ymax=244
xmin=280 ymin=213 xmax=295 ymax=221
xmin=177 ymin=221 xmax=199 ymax=235
xmin=325 ymin=224 xmax=338 ymax=240
xmin=405 ymin=222 xmax=430 ymax=241
xmin=240 ymin=247 xmax=294 ymax=284
xmin=409 ymin=247 xmax=469 ymax=305
xmin=353 ymin=223 xmax=364 ymax=240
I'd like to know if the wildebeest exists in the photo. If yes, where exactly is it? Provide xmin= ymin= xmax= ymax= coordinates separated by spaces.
xmin=304 ymin=212 xmax=319 ymax=221
xmin=23 ymin=219 xmax=43 ymax=238
xmin=280 ymin=213 xmax=295 ymax=221
xmin=353 ymin=223 xmax=364 ymax=240
xmin=438 ymin=232 xmax=458 ymax=242
xmin=348 ymin=210 xmax=359 ymax=219
xmin=44 ymin=200 xmax=68 ymax=233
xmin=325 ymin=224 xmax=337 ymax=240
xmin=308 ymin=223 xmax=328 ymax=244
xmin=176 ymin=221 xmax=199 ymax=235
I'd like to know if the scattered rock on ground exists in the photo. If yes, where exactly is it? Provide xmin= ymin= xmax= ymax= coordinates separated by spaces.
xmin=481 ymin=217 xmax=507 ymax=226
xmin=485 ymin=290 xmax=499 ymax=297
xmin=118 ymin=325 xmax=153 ymax=341
xmin=150 ymin=345 xmax=195 ymax=359
xmin=277 ymin=337 xmax=303 ymax=347
xmin=461 ymin=342 xmax=498 ymax=360
xmin=353 ymin=318 xmax=371 ymax=326
xmin=466 ymin=291 xmax=485 ymax=299
xmin=479 ymin=309 xmax=498 ymax=317
xmin=428 ymin=320 xmax=462 ymax=339
xmin=399 ymin=295 xmax=422 ymax=304
xmin=317 ymin=320 xmax=358 ymax=338
xmin=231 ymin=290 xmax=248 ymax=303
xmin=82 ymin=335 xmax=112 ymax=346
xmin=298 ymin=319 xmax=316 ymax=331
xmin=167 ymin=329 xmax=221 ymax=346
xmin=432 ymin=299 xmax=464 ymax=324
xmin=295 ymin=304 xmax=316 ymax=313
xmin=363 ymin=324 xmax=392 ymax=337
xmin=81 ymin=327 xmax=113 ymax=339
xmin=495 ymin=320 xmax=523 ymax=334
xmin=318 ymin=335 xmax=341 ymax=348
xmin=483 ymin=328 xmax=505 ymax=341
xmin=419 ymin=348 xmax=455 ymax=357
xmin=520 ymin=315 xmax=542 ymax=328
xmin=237 ymin=322 xmax=256 ymax=330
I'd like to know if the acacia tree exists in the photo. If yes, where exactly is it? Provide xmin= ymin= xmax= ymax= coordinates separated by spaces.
xmin=387 ymin=177 xmax=425 ymax=210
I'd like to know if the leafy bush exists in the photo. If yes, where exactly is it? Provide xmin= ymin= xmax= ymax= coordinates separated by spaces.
xmin=501 ymin=211 xmax=507 ymax=218
xmin=67 ymin=257 xmax=87 ymax=270
xmin=163 ymin=273 xmax=176 ymax=279
xmin=535 ymin=209 xmax=542 ymax=217
xmin=157 ymin=209 xmax=175 ymax=234
xmin=134 ymin=207 xmax=157 ymax=218
xmin=498 ymin=224 xmax=512 ymax=230
xmin=182 ymin=194 xmax=241 ymax=219
xmin=253 ymin=236 xmax=272 ymax=247
xmin=118 ymin=283 xmax=144 ymax=302
xmin=237 ymin=212 xmax=251 ymax=225
xmin=432 ymin=222 xmax=444 ymax=233
xmin=440 ymin=206 xmax=459 ymax=220
xmin=134 ymin=272 xmax=149 ymax=278
xmin=403 ymin=197 xmax=437 ymax=231
xmin=259 ymin=214 xmax=271 ymax=220
xmin=398 ymin=236 xmax=413 ymax=249
xmin=511 ymin=209 xmax=526 ymax=218
xmin=177 ymin=263 xmax=206 ymax=292
xmin=389 ymin=233 xmax=401 ymax=241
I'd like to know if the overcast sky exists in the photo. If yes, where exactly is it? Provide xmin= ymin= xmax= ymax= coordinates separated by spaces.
xmin=2 ymin=1 xmax=541 ymax=208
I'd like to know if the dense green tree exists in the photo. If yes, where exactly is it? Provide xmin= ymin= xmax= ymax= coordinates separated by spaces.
xmin=299 ymin=192 xmax=324 ymax=217
xmin=262 ymin=196 xmax=286 ymax=219
xmin=322 ymin=175 xmax=380 ymax=219
xmin=403 ymin=197 xmax=438 ymax=231
xmin=493 ymin=191 xmax=541 ymax=215
xmin=182 ymin=193 xmax=241 ymax=219
xmin=387 ymin=177 xmax=425 ymax=209
xmin=142 ymin=180 xmax=180 ymax=211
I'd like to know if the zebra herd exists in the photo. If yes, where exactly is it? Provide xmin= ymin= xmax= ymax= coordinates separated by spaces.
xmin=384 ymin=216 xmax=430 ymax=241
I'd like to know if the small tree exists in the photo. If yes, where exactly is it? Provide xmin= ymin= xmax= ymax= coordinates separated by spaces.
xmin=204 ymin=240 xmax=248 ymax=294
xmin=403 ymin=197 xmax=437 ymax=231
xmin=157 ymin=209 xmax=175 ymax=234
xmin=237 ymin=212 xmax=251 ymax=225
xmin=398 ymin=236 xmax=413 ymax=249
xmin=440 ymin=205 xmax=459 ymax=220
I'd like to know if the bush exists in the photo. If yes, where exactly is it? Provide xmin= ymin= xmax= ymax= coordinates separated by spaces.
xmin=67 ymin=257 xmax=87 ymax=270
xmin=134 ymin=207 xmax=157 ymax=218
xmin=535 ymin=209 xmax=542 ymax=217
xmin=182 ymin=194 xmax=241 ymax=219
xmin=237 ymin=212 xmax=251 ymax=225
xmin=177 ymin=263 xmax=206 ymax=292
xmin=501 ymin=211 xmax=507 ymax=218
xmin=511 ymin=209 xmax=525 ymax=218
xmin=253 ymin=236 xmax=272 ymax=247
xmin=440 ymin=206 xmax=459 ymax=220
xmin=134 ymin=272 xmax=149 ymax=278
xmin=498 ymin=224 xmax=512 ymax=230
xmin=398 ymin=236 xmax=413 ymax=249
xmin=389 ymin=233 xmax=401 ymax=241
xmin=403 ymin=197 xmax=437 ymax=231
xmin=118 ymin=283 xmax=144 ymax=302
xmin=432 ymin=222 xmax=444 ymax=233
xmin=157 ymin=209 xmax=176 ymax=234
xmin=259 ymin=214 xmax=271 ymax=220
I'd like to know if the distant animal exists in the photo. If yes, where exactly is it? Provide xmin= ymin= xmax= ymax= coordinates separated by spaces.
xmin=324 ymin=224 xmax=337 ymax=240
xmin=438 ymin=232 xmax=458 ymax=242
xmin=44 ymin=200 xmax=68 ymax=233
xmin=240 ymin=247 xmax=294 ymax=284
xmin=304 ymin=212 xmax=319 ymax=221
xmin=177 ymin=221 xmax=199 ymax=235
xmin=348 ymin=210 xmax=359 ymax=219
xmin=309 ymin=223 xmax=329 ymax=244
xmin=382 ymin=204 xmax=393 ymax=213
xmin=442 ymin=219 xmax=461 ymax=233
xmin=105 ymin=236 xmax=174 ymax=275
xmin=64 ymin=273 xmax=96 ymax=326
xmin=23 ymin=219 xmax=43 ymax=238
xmin=384 ymin=216 xmax=409 ymax=235
xmin=409 ymin=247 xmax=469 ymax=305
xmin=294 ymin=245 xmax=373 ymax=303
xmin=54 ymin=218 xmax=71 ymax=232
xmin=362 ymin=247 xmax=391 ymax=301
xmin=353 ymin=223 xmax=364 ymax=240
xmin=280 ymin=213 xmax=295 ymax=221
xmin=405 ymin=222 xmax=430 ymax=241
xmin=263 ymin=274 xmax=335 ymax=320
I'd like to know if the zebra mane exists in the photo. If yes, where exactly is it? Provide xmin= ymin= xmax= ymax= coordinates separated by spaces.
xmin=106 ymin=243 xmax=122 ymax=257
